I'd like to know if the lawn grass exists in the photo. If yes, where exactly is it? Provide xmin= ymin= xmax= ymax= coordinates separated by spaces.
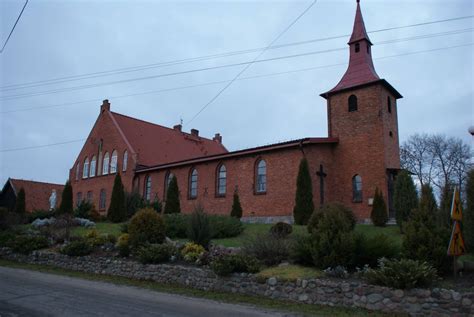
xmin=71 ymin=222 xmax=124 ymax=238
xmin=257 ymin=264 xmax=323 ymax=282
xmin=0 ymin=259 xmax=404 ymax=317
xmin=354 ymin=224 xmax=403 ymax=247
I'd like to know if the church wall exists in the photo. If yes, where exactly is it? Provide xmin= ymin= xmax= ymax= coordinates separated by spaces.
xmin=69 ymin=110 xmax=135 ymax=213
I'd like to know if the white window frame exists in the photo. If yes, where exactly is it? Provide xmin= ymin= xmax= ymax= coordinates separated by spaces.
xmin=123 ymin=150 xmax=128 ymax=172
xmin=90 ymin=156 xmax=97 ymax=177
xmin=103 ymin=152 xmax=110 ymax=175
xmin=110 ymin=150 xmax=118 ymax=174
xmin=83 ymin=158 xmax=89 ymax=179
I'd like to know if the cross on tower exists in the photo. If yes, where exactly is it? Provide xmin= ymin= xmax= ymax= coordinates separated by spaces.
xmin=316 ymin=164 xmax=327 ymax=205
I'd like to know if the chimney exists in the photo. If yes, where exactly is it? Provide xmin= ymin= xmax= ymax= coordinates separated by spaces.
xmin=173 ymin=124 xmax=182 ymax=132
xmin=100 ymin=99 xmax=110 ymax=113
xmin=190 ymin=129 xmax=199 ymax=137
xmin=213 ymin=133 xmax=222 ymax=143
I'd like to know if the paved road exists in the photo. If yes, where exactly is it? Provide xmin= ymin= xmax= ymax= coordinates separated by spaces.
xmin=0 ymin=266 xmax=294 ymax=317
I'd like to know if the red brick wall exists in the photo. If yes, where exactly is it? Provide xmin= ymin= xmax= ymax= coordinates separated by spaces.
xmin=135 ymin=145 xmax=335 ymax=218
xmin=69 ymin=109 xmax=135 ymax=213
xmin=326 ymin=84 xmax=400 ymax=220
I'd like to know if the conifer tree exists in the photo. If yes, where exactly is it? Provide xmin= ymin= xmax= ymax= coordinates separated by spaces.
xmin=293 ymin=157 xmax=314 ymax=225
xmin=108 ymin=173 xmax=127 ymax=223
xmin=230 ymin=190 xmax=243 ymax=219
xmin=164 ymin=175 xmax=181 ymax=214
xmin=14 ymin=188 xmax=26 ymax=215
xmin=465 ymin=169 xmax=474 ymax=249
xmin=402 ymin=183 xmax=450 ymax=274
xmin=58 ymin=180 xmax=73 ymax=215
xmin=370 ymin=187 xmax=388 ymax=227
xmin=393 ymin=170 xmax=418 ymax=232
xmin=438 ymin=183 xmax=453 ymax=229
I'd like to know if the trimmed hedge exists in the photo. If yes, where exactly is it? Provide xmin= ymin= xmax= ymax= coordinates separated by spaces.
xmin=211 ymin=254 xmax=261 ymax=276
xmin=164 ymin=214 xmax=243 ymax=239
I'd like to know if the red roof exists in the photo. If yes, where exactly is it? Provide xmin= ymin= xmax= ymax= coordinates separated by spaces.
xmin=137 ymin=137 xmax=338 ymax=173
xmin=110 ymin=112 xmax=228 ymax=167
xmin=321 ymin=1 xmax=402 ymax=99
xmin=8 ymin=179 xmax=64 ymax=212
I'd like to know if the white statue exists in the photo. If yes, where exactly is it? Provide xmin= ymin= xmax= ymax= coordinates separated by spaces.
xmin=49 ymin=189 xmax=57 ymax=210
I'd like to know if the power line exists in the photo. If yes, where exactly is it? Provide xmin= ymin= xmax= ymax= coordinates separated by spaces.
xmin=1 ymin=0 xmax=28 ymax=54
xmin=1 ymin=14 xmax=472 ymax=91
xmin=0 ymin=139 xmax=86 ymax=153
xmin=185 ymin=0 xmax=319 ymax=126
xmin=1 ymin=28 xmax=471 ymax=102
xmin=1 ymin=42 xmax=472 ymax=152
xmin=1 ymin=41 xmax=472 ymax=115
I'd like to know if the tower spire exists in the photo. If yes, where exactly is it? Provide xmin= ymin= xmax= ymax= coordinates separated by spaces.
xmin=321 ymin=0 xmax=380 ymax=97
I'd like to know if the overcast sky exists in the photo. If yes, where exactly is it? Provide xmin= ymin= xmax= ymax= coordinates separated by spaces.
xmin=0 ymin=0 xmax=473 ymax=186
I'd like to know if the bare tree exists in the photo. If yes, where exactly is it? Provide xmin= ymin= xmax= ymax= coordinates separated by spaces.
xmin=401 ymin=133 xmax=472 ymax=194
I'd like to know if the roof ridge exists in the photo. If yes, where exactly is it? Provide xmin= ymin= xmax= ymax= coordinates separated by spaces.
xmin=10 ymin=178 xmax=64 ymax=187
xmin=110 ymin=111 xmax=217 ymax=143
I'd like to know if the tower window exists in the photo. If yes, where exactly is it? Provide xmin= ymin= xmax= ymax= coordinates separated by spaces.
xmin=387 ymin=96 xmax=392 ymax=113
xmin=389 ymin=131 xmax=393 ymax=138
xmin=348 ymin=95 xmax=358 ymax=112
xmin=352 ymin=175 xmax=362 ymax=202
xmin=367 ymin=45 xmax=370 ymax=54
xmin=355 ymin=43 xmax=360 ymax=53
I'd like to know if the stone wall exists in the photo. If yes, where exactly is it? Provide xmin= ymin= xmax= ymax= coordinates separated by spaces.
xmin=1 ymin=248 xmax=472 ymax=316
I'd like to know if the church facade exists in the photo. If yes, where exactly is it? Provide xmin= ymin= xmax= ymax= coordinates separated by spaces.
xmin=70 ymin=1 xmax=402 ymax=223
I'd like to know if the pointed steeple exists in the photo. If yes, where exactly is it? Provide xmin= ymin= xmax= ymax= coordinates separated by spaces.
xmin=321 ymin=0 xmax=403 ymax=99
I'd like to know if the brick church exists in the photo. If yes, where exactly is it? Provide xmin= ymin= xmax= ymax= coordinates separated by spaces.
xmin=70 ymin=0 xmax=402 ymax=223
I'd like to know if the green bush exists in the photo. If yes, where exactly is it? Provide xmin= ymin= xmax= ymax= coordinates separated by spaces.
xmin=74 ymin=200 xmax=93 ymax=219
xmin=269 ymin=222 xmax=292 ymax=238
xmin=308 ymin=203 xmax=355 ymax=234
xmin=58 ymin=181 xmax=73 ymax=215
xmin=370 ymin=187 xmax=388 ymax=227
xmin=402 ymin=184 xmax=451 ymax=275
xmin=137 ymin=243 xmax=176 ymax=264
xmin=125 ymin=191 xmax=146 ymax=218
xmin=211 ymin=254 xmax=261 ymax=276
xmin=0 ymin=207 xmax=22 ymax=230
xmin=466 ymin=169 xmax=474 ymax=249
xmin=60 ymin=239 xmax=93 ymax=256
xmin=0 ymin=230 xmax=17 ymax=247
xmin=365 ymin=258 xmax=437 ymax=289
xmin=164 ymin=214 xmax=188 ymax=238
xmin=308 ymin=203 xmax=357 ymax=269
xmin=116 ymin=233 xmax=130 ymax=257
xmin=108 ymin=173 xmax=127 ymax=223
xmin=7 ymin=235 xmax=49 ymax=254
xmin=128 ymin=208 xmax=166 ymax=247
xmin=209 ymin=215 xmax=243 ymax=239
xmin=187 ymin=205 xmax=211 ymax=248
xmin=230 ymin=191 xmax=243 ymax=219
xmin=181 ymin=242 xmax=205 ymax=263
xmin=85 ymin=229 xmax=114 ymax=247
xmin=353 ymin=234 xmax=400 ymax=268
xmin=243 ymin=233 xmax=292 ymax=266
xmin=293 ymin=158 xmax=314 ymax=225
xmin=28 ymin=209 xmax=54 ymax=223
xmin=290 ymin=234 xmax=314 ymax=266
xmin=393 ymin=170 xmax=418 ymax=232
xmin=164 ymin=175 xmax=181 ymax=214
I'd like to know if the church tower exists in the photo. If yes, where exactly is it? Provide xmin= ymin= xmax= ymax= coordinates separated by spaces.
xmin=321 ymin=0 xmax=402 ymax=221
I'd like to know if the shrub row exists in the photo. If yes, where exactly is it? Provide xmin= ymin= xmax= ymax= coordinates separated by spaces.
xmin=210 ymin=254 xmax=261 ymax=276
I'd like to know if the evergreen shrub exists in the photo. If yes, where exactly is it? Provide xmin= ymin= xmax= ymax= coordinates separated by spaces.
xmin=164 ymin=214 xmax=188 ymax=238
xmin=8 ymin=235 xmax=49 ymax=254
xmin=116 ymin=233 xmax=130 ymax=257
xmin=58 ymin=181 xmax=73 ymax=215
xmin=181 ymin=242 xmax=205 ymax=263
xmin=365 ymin=258 xmax=437 ymax=289
xmin=74 ymin=200 xmax=93 ymax=219
xmin=209 ymin=215 xmax=243 ymax=239
xmin=60 ymin=239 xmax=93 ymax=256
xmin=353 ymin=233 xmax=400 ymax=268
xmin=230 ymin=191 xmax=243 ymax=219
xmin=128 ymin=208 xmax=166 ymax=247
xmin=211 ymin=254 xmax=261 ymax=276
xmin=243 ymin=233 xmax=292 ymax=266
xmin=269 ymin=222 xmax=292 ymax=238
xmin=187 ymin=205 xmax=211 ymax=248
xmin=393 ymin=170 xmax=418 ymax=232
xmin=290 ymin=234 xmax=314 ymax=266
xmin=108 ymin=173 xmax=127 ymax=223
xmin=164 ymin=176 xmax=181 ymax=214
xmin=293 ymin=158 xmax=314 ymax=225
xmin=137 ymin=243 xmax=176 ymax=264
xmin=370 ymin=187 xmax=388 ymax=227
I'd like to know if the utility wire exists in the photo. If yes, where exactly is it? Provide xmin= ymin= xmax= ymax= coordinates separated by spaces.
xmin=1 ymin=41 xmax=472 ymax=114
xmin=1 ymin=42 xmax=472 ymax=151
xmin=185 ymin=0 xmax=319 ymax=125
xmin=1 ymin=27 xmax=471 ymax=102
xmin=0 ymin=139 xmax=86 ymax=153
xmin=0 ymin=0 xmax=28 ymax=54
xmin=1 ymin=14 xmax=471 ymax=91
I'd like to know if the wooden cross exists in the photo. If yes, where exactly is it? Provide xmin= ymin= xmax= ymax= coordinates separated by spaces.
xmin=316 ymin=164 xmax=327 ymax=205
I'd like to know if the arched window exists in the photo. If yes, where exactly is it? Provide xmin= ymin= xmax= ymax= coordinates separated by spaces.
xmin=123 ymin=151 xmax=128 ymax=172
xmin=189 ymin=168 xmax=198 ymax=199
xmin=110 ymin=150 xmax=118 ymax=174
xmin=387 ymin=96 xmax=392 ymax=113
xmin=348 ymin=95 xmax=358 ymax=112
xmin=164 ymin=171 xmax=174 ymax=198
xmin=144 ymin=175 xmax=152 ymax=202
xmin=99 ymin=189 xmax=106 ymax=210
xmin=76 ymin=163 xmax=80 ymax=181
xmin=102 ymin=152 xmax=110 ymax=175
xmin=76 ymin=192 xmax=83 ymax=206
xmin=255 ymin=159 xmax=267 ymax=193
xmin=216 ymin=164 xmax=226 ymax=196
xmin=90 ymin=156 xmax=97 ymax=177
xmin=83 ymin=157 xmax=89 ymax=179
xmin=352 ymin=175 xmax=363 ymax=202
